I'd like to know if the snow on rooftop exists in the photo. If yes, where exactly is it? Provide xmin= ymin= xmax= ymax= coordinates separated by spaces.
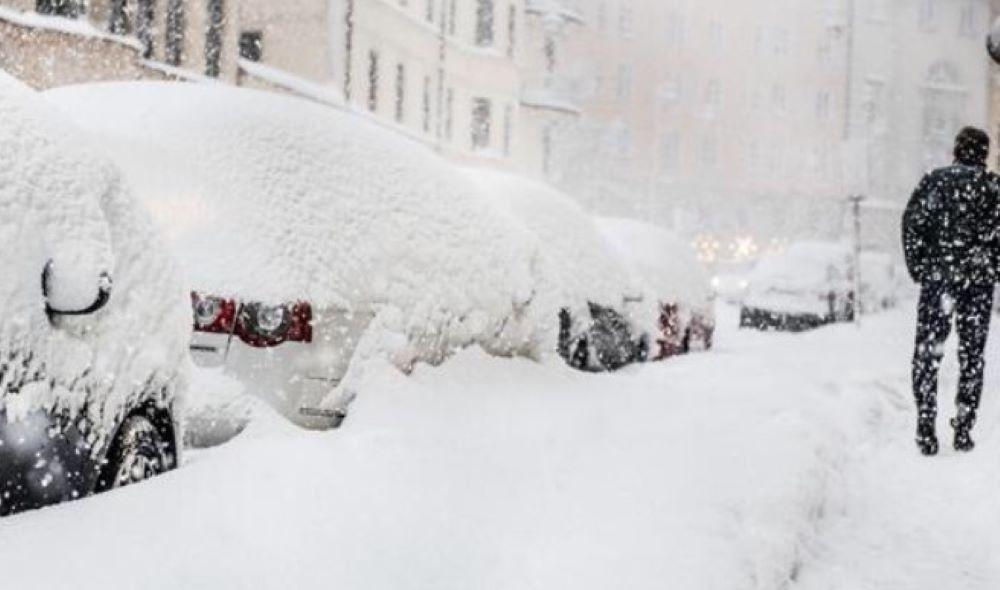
xmin=0 ymin=6 xmax=142 ymax=51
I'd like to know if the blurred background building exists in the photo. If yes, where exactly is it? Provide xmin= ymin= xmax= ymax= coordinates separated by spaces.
xmin=0 ymin=0 xmax=996 ymax=264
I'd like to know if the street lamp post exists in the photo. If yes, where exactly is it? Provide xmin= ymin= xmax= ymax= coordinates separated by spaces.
xmin=848 ymin=194 xmax=866 ymax=326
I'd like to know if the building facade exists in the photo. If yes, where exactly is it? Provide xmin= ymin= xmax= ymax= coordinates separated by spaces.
xmin=846 ymin=0 xmax=991 ymax=254
xmin=0 ymin=0 xmax=240 ymax=86
xmin=328 ymin=0 xmax=525 ymax=165
xmin=548 ymin=0 xmax=852 ymax=263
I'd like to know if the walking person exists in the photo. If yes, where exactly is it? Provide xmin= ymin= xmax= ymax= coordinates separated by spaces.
xmin=902 ymin=127 xmax=1000 ymax=456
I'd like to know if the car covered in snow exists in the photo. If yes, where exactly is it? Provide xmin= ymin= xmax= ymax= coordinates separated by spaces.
xmin=740 ymin=241 xmax=856 ymax=332
xmin=597 ymin=218 xmax=716 ymax=358
xmin=48 ymin=82 xmax=535 ymax=428
xmin=0 ymin=73 xmax=189 ymax=516
xmin=466 ymin=170 xmax=645 ymax=372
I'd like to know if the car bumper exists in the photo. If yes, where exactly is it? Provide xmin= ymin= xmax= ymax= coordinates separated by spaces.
xmin=0 ymin=410 xmax=102 ymax=517
xmin=190 ymin=333 xmax=345 ymax=429
xmin=739 ymin=306 xmax=831 ymax=332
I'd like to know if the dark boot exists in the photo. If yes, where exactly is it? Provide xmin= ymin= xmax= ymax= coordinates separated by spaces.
xmin=916 ymin=411 xmax=939 ymax=456
xmin=951 ymin=405 xmax=976 ymax=453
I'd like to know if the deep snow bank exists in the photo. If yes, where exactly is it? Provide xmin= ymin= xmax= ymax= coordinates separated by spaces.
xmin=0 ymin=307 xmax=907 ymax=590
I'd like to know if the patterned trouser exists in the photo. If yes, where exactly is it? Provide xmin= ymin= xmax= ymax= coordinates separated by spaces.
xmin=912 ymin=283 xmax=994 ymax=420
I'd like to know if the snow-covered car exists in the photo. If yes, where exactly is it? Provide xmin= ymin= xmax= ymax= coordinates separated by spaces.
xmin=0 ymin=73 xmax=189 ymax=516
xmin=597 ymin=218 xmax=716 ymax=358
xmin=740 ymin=241 xmax=856 ymax=332
xmin=48 ymin=82 xmax=534 ymax=428
xmin=710 ymin=261 xmax=754 ymax=305
xmin=465 ymin=170 xmax=642 ymax=372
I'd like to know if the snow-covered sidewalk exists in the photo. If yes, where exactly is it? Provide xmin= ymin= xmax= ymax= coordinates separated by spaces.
xmin=1 ymin=305 xmax=996 ymax=589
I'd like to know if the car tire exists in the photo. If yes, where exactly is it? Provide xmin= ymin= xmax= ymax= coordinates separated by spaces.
xmin=97 ymin=414 xmax=172 ymax=491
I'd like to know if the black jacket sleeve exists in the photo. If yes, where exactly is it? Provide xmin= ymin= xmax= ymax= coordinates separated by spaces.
xmin=902 ymin=173 xmax=935 ymax=284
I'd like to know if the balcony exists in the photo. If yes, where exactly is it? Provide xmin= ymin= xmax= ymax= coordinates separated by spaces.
xmin=520 ymin=74 xmax=581 ymax=115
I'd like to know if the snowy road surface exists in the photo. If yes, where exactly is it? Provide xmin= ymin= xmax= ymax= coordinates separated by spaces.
xmin=2 ymin=305 xmax=1000 ymax=589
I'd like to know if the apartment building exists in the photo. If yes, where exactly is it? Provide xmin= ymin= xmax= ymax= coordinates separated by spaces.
xmin=550 ymin=0 xmax=851 ymax=258
xmin=0 ymin=0 xmax=239 ymax=87
xmin=327 ymin=0 xmax=524 ymax=165
xmin=846 ymin=0 xmax=991 ymax=254
xmin=517 ymin=0 xmax=583 ymax=179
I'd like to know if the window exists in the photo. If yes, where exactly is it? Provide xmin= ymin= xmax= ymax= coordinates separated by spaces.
xmin=660 ymin=133 xmax=679 ymax=176
xmin=205 ymin=0 xmax=225 ymax=78
xmin=771 ymin=83 xmax=786 ymax=112
xmin=448 ymin=0 xmax=457 ymax=36
xmin=660 ymin=73 xmax=682 ymax=102
xmin=665 ymin=12 xmax=684 ymax=48
xmin=471 ymin=97 xmax=492 ymax=150
xmin=701 ymin=134 xmax=718 ymax=170
xmin=704 ymin=79 xmax=722 ymax=113
xmin=959 ymin=1 xmax=977 ymax=37
xmin=135 ymin=0 xmax=156 ymax=59
xmin=394 ymin=63 xmax=406 ymax=123
xmin=36 ymin=0 xmax=82 ymax=17
xmin=918 ymin=0 xmax=935 ymax=29
xmin=617 ymin=64 xmax=633 ymax=102
xmin=445 ymin=88 xmax=455 ymax=140
xmin=619 ymin=1 xmax=633 ymax=38
xmin=869 ymin=0 xmax=889 ymax=22
xmin=239 ymin=31 xmax=263 ymax=62
xmin=109 ymin=0 xmax=129 ymax=34
xmin=425 ymin=0 xmax=434 ymax=23
xmin=367 ymin=50 xmax=380 ymax=112
xmin=596 ymin=1 xmax=607 ymax=32
xmin=422 ymin=75 xmax=432 ymax=133
xmin=165 ymin=0 xmax=184 ymax=66
xmin=816 ymin=90 xmax=831 ymax=120
xmin=476 ymin=0 xmax=495 ymax=47
xmin=507 ymin=5 xmax=517 ymax=58
xmin=708 ymin=21 xmax=724 ymax=52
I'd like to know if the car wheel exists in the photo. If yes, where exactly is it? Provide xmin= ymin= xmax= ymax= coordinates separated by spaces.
xmin=98 ymin=415 xmax=171 ymax=491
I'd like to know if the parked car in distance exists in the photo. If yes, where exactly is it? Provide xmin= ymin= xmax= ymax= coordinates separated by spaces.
xmin=597 ymin=218 xmax=716 ymax=359
xmin=741 ymin=241 xmax=856 ymax=332
xmin=465 ymin=169 xmax=641 ymax=372
xmin=1 ymin=72 xmax=189 ymax=516
xmin=49 ymin=82 xmax=535 ymax=427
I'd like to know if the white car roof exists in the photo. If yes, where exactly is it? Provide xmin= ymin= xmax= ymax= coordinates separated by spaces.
xmin=596 ymin=217 xmax=711 ymax=307
xmin=465 ymin=168 xmax=629 ymax=311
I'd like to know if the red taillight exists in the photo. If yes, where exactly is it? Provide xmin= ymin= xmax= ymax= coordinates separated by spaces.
xmin=191 ymin=292 xmax=237 ymax=334
xmin=191 ymin=293 xmax=312 ymax=348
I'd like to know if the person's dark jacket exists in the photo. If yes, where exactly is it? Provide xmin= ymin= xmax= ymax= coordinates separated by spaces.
xmin=902 ymin=163 xmax=1000 ymax=286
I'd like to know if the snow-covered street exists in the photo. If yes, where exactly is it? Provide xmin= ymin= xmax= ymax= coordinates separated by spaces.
xmin=2 ymin=304 xmax=998 ymax=589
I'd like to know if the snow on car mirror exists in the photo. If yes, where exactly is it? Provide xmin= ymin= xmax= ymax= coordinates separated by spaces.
xmin=42 ymin=257 xmax=113 ymax=318
xmin=989 ymin=17 xmax=1000 ymax=65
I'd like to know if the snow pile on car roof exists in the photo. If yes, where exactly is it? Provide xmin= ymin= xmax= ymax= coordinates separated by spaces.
xmin=596 ymin=217 xmax=711 ymax=308
xmin=0 ymin=72 xmax=189 ymax=432
xmin=751 ymin=241 xmax=852 ymax=290
xmin=46 ymin=82 xmax=536 ymax=359
xmin=465 ymin=169 xmax=629 ymax=354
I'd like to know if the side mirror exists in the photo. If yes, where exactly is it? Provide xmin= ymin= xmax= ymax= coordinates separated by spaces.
xmin=42 ymin=260 xmax=113 ymax=317
xmin=988 ymin=18 xmax=1000 ymax=65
